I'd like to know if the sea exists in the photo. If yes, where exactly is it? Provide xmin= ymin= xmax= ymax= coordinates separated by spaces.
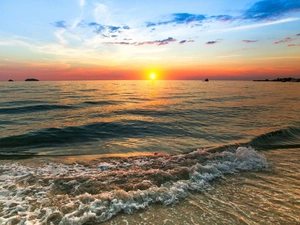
xmin=0 ymin=80 xmax=299 ymax=224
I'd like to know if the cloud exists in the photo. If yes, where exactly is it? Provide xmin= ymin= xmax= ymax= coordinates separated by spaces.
xmin=274 ymin=37 xmax=292 ymax=44
xmin=210 ymin=15 xmax=234 ymax=22
xmin=78 ymin=0 xmax=85 ymax=7
xmin=107 ymin=37 xmax=177 ymax=46
xmin=288 ymin=44 xmax=300 ymax=47
xmin=221 ymin=17 xmax=300 ymax=31
xmin=206 ymin=39 xmax=222 ymax=45
xmin=179 ymin=40 xmax=195 ymax=44
xmin=242 ymin=0 xmax=300 ymax=21
xmin=87 ymin=22 xmax=130 ymax=37
xmin=52 ymin=21 xmax=68 ymax=29
xmin=206 ymin=41 xmax=218 ymax=45
xmin=54 ymin=30 xmax=67 ymax=45
xmin=297 ymin=33 xmax=300 ymax=36
xmin=170 ymin=13 xmax=206 ymax=24
xmin=94 ymin=3 xmax=108 ymax=23
xmin=288 ymin=43 xmax=300 ymax=46
xmin=242 ymin=40 xmax=258 ymax=43
xmin=146 ymin=13 xmax=206 ymax=27
xmin=145 ymin=1 xmax=300 ymax=29
xmin=137 ymin=37 xmax=177 ymax=46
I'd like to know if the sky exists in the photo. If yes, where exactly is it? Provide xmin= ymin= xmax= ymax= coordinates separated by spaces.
xmin=0 ymin=0 xmax=300 ymax=80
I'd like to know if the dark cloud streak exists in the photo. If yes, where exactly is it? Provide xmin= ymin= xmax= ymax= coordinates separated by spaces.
xmin=274 ymin=37 xmax=292 ymax=44
xmin=107 ymin=37 xmax=177 ymax=46
xmin=242 ymin=40 xmax=258 ymax=43
xmin=146 ymin=13 xmax=206 ymax=27
xmin=206 ymin=39 xmax=222 ymax=45
xmin=288 ymin=43 xmax=300 ymax=46
xmin=52 ymin=21 xmax=68 ymax=29
xmin=179 ymin=40 xmax=195 ymax=44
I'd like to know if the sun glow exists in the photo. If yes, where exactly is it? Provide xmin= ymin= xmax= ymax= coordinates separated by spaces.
xmin=150 ymin=72 xmax=156 ymax=80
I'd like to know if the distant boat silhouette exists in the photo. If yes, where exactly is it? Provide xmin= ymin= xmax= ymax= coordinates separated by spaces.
xmin=25 ymin=78 xmax=39 ymax=81
xmin=8 ymin=79 xmax=13 ymax=82
xmin=205 ymin=78 xmax=209 ymax=82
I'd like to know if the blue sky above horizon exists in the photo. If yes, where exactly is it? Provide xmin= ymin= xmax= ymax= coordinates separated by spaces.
xmin=0 ymin=0 xmax=300 ymax=80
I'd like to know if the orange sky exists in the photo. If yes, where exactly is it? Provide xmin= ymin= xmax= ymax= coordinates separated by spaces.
xmin=1 ymin=0 xmax=300 ymax=80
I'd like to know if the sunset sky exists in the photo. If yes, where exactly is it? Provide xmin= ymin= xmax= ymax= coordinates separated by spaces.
xmin=0 ymin=0 xmax=300 ymax=80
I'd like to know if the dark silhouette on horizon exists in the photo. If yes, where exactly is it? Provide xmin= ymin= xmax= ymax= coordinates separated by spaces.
xmin=253 ymin=77 xmax=300 ymax=82
xmin=25 ymin=78 xmax=39 ymax=81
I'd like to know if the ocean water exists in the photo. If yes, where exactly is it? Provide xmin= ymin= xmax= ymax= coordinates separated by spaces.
xmin=0 ymin=80 xmax=299 ymax=224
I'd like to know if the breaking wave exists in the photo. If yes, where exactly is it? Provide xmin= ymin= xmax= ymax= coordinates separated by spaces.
xmin=0 ymin=147 xmax=268 ymax=224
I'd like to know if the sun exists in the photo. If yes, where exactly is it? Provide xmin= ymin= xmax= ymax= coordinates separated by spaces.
xmin=150 ymin=72 xmax=156 ymax=80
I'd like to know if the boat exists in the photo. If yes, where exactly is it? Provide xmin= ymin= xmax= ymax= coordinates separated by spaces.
xmin=205 ymin=78 xmax=209 ymax=82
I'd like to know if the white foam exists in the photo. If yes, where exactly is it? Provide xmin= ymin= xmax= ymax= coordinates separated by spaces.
xmin=0 ymin=147 xmax=268 ymax=224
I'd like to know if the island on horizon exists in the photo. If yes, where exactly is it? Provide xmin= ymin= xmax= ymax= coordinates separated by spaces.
xmin=25 ymin=78 xmax=39 ymax=81
xmin=253 ymin=77 xmax=300 ymax=82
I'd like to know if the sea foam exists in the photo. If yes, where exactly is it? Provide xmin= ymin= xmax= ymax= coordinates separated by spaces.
xmin=0 ymin=147 xmax=268 ymax=224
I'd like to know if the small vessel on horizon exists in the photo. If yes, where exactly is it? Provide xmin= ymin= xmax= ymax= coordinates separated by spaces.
xmin=205 ymin=78 xmax=209 ymax=82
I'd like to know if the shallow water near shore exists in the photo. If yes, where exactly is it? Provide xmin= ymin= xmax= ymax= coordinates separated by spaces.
xmin=0 ymin=147 xmax=299 ymax=224
xmin=101 ymin=148 xmax=300 ymax=225
xmin=0 ymin=80 xmax=300 ymax=224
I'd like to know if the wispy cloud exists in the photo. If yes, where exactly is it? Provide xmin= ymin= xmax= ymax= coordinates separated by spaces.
xmin=76 ymin=21 xmax=130 ymax=37
xmin=78 ymin=0 xmax=85 ymax=8
xmin=221 ymin=17 xmax=300 ymax=31
xmin=52 ymin=21 xmax=68 ymax=29
xmin=209 ymin=15 xmax=234 ymax=22
xmin=146 ymin=13 xmax=206 ymax=27
xmin=288 ymin=43 xmax=300 ymax=46
xmin=242 ymin=40 xmax=258 ymax=43
xmin=107 ymin=37 xmax=177 ymax=46
xmin=54 ymin=30 xmax=68 ymax=45
xmin=274 ymin=37 xmax=292 ymax=44
xmin=94 ymin=3 xmax=108 ymax=23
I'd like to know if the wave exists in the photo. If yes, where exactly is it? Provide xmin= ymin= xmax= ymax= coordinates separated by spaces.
xmin=0 ymin=120 xmax=184 ymax=151
xmin=83 ymin=100 xmax=121 ymax=105
xmin=1 ymin=124 xmax=299 ymax=154
xmin=0 ymin=104 xmax=75 ymax=114
xmin=0 ymin=100 xmax=45 ymax=106
xmin=120 ymin=109 xmax=177 ymax=117
xmin=207 ymin=126 xmax=300 ymax=153
xmin=249 ymin=126 xmax=300 ymax=150
xmin=0 ymin=147 xmax=268 ymax=224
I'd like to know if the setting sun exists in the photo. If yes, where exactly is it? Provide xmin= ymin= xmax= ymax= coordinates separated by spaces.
xmin=150 ymin=73 xmax=156 ymax=80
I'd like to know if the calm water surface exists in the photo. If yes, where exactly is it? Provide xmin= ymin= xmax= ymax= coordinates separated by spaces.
xmin=0 ymin=80 xmax=299 ymax=156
